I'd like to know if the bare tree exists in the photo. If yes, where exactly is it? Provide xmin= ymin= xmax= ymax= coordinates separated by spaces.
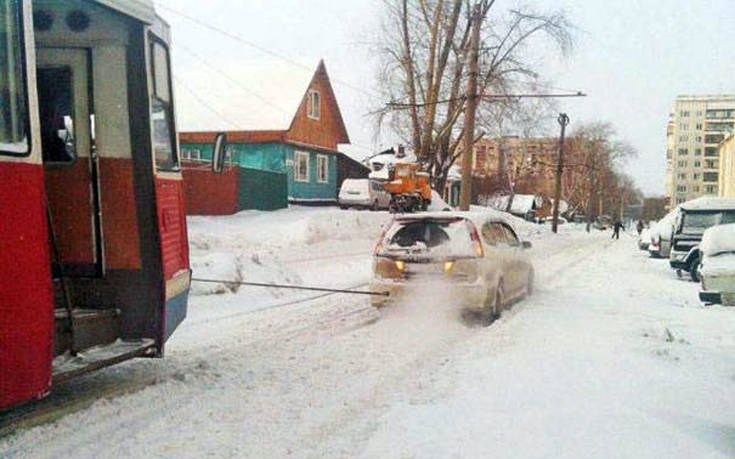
xmin=375 ymin=0 xmax=573 ymax=189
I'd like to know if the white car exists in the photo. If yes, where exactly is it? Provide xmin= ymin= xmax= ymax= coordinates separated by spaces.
xmin=638 ymin=227 xmax=651 ymax=250
xmin=338 ymin=179 xmax=391 ymax=210
xmin=649 ymin=210 xmax=677 ymax=258
xmin=698 ymin=224 xmax=735 ymax=305
xmin=542 ymin=216 xmax=567 ymax=225
xmin=370 ymin=212 xmax=534 ymax=320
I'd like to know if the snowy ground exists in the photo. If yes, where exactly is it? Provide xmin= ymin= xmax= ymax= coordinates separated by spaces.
xmin=2 ymin=208 xmax=735 ymax=458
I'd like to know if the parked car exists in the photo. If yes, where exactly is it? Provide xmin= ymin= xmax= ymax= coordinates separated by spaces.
xmin=649 ymin=209 xmax=678 ymax=258
xmin=638 ymin=227 xmax=652 ymax=251
xmin=669 ymin=197 xmax=735 ymax=277
xmin=593 ymin=215 xmax=612 ymax=230
xmin=338 ymin=179 xmax=391 ymax=210
xmin=543 ymin=216 xmax=567 ymax=225
xmin=698 ymin=224 xmax=735 ymax=305
xmin=369 ymin=212 xmax=534 ymax=320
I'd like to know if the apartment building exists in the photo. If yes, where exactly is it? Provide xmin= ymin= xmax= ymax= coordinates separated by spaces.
xmin=666 ymin=95 xmax=735 ymax=207
xmin=719 ymin=132 xmax=735 ymax=197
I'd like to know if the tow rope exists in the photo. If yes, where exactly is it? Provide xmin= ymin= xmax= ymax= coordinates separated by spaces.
xmin=191 ymin=278 xmax=390 ymax=297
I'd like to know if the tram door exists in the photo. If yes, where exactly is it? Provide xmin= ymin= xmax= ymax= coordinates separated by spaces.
xmin=37 ymin=48 xmax=101 ymax=278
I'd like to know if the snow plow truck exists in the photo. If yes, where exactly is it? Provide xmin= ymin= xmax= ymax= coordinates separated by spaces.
xmin=383 ymin=163 xmax=432 ymax=213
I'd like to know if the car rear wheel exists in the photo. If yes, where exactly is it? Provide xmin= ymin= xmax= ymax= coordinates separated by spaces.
xmin=485 ymin=282 xmax=504 ymax=322
xmin=689 ymin=258 xmax=701 ymax=282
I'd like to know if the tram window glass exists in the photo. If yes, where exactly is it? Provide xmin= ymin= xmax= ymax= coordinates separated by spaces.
xmin=37 ymin=67 xmax=76 ymax=163
xmin=0 ymin=0 xmax=29 ymax=155
xmin=151 ymin=39 xmax=177 ymax=171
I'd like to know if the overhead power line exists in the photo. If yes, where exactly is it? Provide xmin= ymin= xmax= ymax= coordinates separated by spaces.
xmin=387 ymin=92 xmax=587 ymax=110
xmin=157 ymin=3 xmax=377 ymax=98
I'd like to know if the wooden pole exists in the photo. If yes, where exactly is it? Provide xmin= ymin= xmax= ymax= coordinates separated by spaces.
xmin=459 ymin=3 xmax=481 ymax=211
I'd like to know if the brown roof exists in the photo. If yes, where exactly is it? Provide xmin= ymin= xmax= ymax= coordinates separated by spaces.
xmin=179 ymin=130 xmax=286 ymax=144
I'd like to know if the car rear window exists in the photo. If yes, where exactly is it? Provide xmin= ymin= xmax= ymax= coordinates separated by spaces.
xmin=381 ymin=218 xmax=475 ymax=258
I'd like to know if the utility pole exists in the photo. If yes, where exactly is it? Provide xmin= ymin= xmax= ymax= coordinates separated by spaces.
xmin=552 ymin=113 xmax=570 ymax=234
xmin=459 ymin=3 xmax=481 ymax=211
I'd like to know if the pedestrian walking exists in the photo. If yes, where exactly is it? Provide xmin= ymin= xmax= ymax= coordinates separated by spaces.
xmin=636 ymin=220 xmax=644 ymax=236
xmin=612 ymin=220 xmax=624 ymax=240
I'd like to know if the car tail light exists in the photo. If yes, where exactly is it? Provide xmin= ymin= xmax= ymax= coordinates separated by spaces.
xmin=467 ymin=222 xmax=484 ymax=257
xmin=374 ymin=257 xmax=404 ymax=279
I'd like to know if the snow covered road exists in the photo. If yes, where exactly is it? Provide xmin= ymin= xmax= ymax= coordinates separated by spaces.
xmin=2 ymin=209 xmax=735 ymax=458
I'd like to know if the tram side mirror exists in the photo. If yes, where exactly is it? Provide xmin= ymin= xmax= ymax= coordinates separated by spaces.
xmin=212 ymin=132 xmax=228 ymax=174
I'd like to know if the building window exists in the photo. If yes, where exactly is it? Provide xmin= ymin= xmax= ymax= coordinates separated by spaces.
xmin=677 ymin=185 xmax=687 ymax=193
xmin=695 ymin=136 xmax=703 ymax=142
xmin=706 ymin=159 xmax=717 ymax=169
xmin=679 ymin=135 xmax=688 ymax=142
xmin=696 ymin=111 xmax=703 ymax=117
xmin=703 ymin=172 xmax=719 ymax=182
xmin=705 ymin=134 xmax=725 ymax=144
xmin=680 ymin=111 xmax=690 ymax=117
xmin=693 ymin=173 xmax=700 ymax=180
xmin=694 ymin=161 xmax=701 ymax=168
xmin=680 ymin=123 xmax=688 ymax=131
xmin=295 ymin=151 xmax=310 ymax=182
xmin=705 ymin=147 xmax=719 ymax=157
xmin=677 ymin=160 xmax=687 ymax=167
xmin=693 ymin=186 xmax=700 ymax=192
xmin=678 ymin=148 xmax=688 ymax=155
xmin=696 ymin=123 xmax=703 ymax=130
xmin=316 ymin=154 xmax=329 ymax=183
xmin=307 ymin=90 xmax=321 ymax=120
xmin=706 ymin=185 xmax=717 ymax=194
xmin=678 ymin=173 xmax=687 ymax=180
xmin=694 ymin=148 xmax=702 ymax=156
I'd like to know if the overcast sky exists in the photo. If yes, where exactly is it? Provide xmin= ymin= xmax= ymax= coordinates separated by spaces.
xmin=158 ymin=0 xmax=735 ymax=197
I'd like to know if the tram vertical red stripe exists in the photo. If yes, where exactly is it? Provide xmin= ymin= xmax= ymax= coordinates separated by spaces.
xmin=0 ymin=162 xmax=54 ymax=410
xmin=155 ymin=177 xmax=189 ymax=281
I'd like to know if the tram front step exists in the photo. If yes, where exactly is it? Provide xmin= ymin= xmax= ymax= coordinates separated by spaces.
xmin=54 ymin=308 xmax=121 ymax=357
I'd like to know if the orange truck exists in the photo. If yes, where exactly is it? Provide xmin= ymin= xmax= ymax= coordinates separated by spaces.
xmin=383 ymin=163 xmax=433 ymax=212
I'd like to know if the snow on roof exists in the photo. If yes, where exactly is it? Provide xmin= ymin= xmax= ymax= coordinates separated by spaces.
xmin=680 ymin=197 xmax=735 ymax=211
xmin=366 ymin=148 xmax=418 ymax=180
xmin=701 ymin=223 xmax=735 ymax=256
xmin=175 ymin=59 xmax=320 ymax=132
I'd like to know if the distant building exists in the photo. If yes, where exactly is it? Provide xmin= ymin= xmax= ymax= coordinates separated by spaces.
xmin=719 ymin=132 xmax=735 ymax=198
xmin=179 ymin=60 xmax=352 ymax=207
xmin=665 ymin=95 xmax=735 ymax=207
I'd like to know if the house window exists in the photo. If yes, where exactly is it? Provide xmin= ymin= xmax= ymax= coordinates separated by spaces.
xmin=316 ymin=154 xmax=329 ymax=183
xmin=181 ymin=148 xmax=201 ymax=160
xmin=295 ymin=151 xmax=310 ymax=182
xmin=307 ymin=90 xmax=321 ymax=120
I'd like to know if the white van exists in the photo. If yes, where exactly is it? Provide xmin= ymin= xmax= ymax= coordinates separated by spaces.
xmin=339 ymin=179 xmax=391 ymax=210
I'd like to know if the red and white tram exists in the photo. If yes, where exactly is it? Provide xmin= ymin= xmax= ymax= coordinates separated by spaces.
xmin=1 ymin=0 xmax=194 ymax=410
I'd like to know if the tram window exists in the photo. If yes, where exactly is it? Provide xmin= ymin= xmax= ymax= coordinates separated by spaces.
xmin=0 ymin=0 xmax=29 ymax=155
xmin=37 ymin=67 xmax=76 ymax=163
xmin=151 ymin=39 xmax=177 ymax=171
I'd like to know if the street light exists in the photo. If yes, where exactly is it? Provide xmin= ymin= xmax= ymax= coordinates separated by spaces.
xmin=552 ymin=113 xmax=570 ymax=234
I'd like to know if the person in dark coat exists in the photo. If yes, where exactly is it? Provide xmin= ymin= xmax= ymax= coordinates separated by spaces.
xmin=636 ymin=220 xmax=644 ymax=236
xmin=612 ymin=220 xmax=624 ymax=240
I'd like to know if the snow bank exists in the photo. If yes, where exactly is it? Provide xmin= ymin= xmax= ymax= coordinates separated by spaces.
xmin=187 ymin=207 xmax=391 ymax=296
